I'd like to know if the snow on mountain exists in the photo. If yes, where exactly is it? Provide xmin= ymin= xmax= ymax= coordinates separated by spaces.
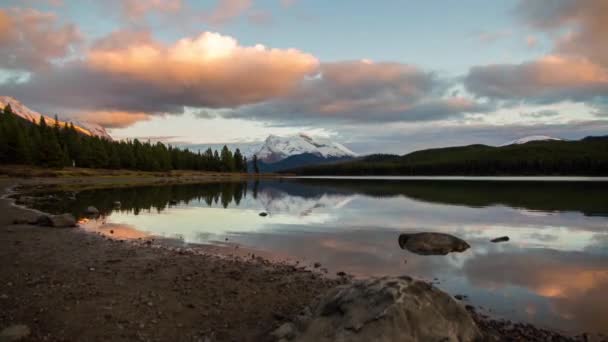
xmin=500 ymin=135 xmax=562 ymax=147
xmin=0 ymin=96 xmax=112 ymax=140
xmin=255 ymin=133 xmax=357 ymax=163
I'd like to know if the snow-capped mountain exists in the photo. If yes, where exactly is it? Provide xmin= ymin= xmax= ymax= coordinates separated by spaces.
xmin=256 ymin=133 xmax=357 ymax=163
xmin=500 ymin=135 xmax=562 ymax=147
xmin=0 ymin=96 xmax=112 ymax=140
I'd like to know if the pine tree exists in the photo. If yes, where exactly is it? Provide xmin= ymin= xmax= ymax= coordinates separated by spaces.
xmin=253 ymin=154 xmax=260 ymax=174
xmin=220 ymin=145 xmax=235 ymax=172
xmin=234 ymin=148 xmax=243 ymax=173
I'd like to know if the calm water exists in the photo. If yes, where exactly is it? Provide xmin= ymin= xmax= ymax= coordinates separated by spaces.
xmin=33 ymin=178 xmax=608 ymax=335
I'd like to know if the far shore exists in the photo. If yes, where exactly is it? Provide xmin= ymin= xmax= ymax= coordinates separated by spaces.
xmin=0 ymin=175 xmax=600 ymax=341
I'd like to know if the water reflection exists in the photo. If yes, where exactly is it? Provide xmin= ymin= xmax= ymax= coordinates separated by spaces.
xmin=30 ymin=179 xmax=608 ymax=335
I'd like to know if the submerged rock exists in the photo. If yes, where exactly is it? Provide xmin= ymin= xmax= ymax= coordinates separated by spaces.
xmin=85 ymin=206 xmax=99 ymax=216
xmin=259 ymin=212 xmax=268 ymax=217
xmin=398 ymin=232 xmax=470 ymax=255
xmin=276 ymin=276 xmax=482 ymax=342
xmin=35 ymin=214 xmax=77 ymax=228
xmin=490 ymin=236 xmax=509 ymax=243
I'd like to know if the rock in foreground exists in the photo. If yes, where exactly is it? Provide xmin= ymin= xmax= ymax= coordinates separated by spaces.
xmin=35 ymin=214 xmax=77 ymax=228
xmin=398 ymin=232 xmax=470 ymax=255
xmin=274 ymin=276 xmax=482 ymax=342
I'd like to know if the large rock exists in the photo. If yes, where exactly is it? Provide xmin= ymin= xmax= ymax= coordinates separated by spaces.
xmin=278 ymin=276 xmax=482 ymax=342
xmin=35 ymin=214 xmax=77 ymax=228
xmin=398 ymin=232 xmax=470 ymax=255
xmin=85 ymin=206 xmax=99 ymax=216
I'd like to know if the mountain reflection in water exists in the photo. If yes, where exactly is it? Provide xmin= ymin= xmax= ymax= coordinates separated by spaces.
xmin=30 ymin=178 xmax=608 ymax=335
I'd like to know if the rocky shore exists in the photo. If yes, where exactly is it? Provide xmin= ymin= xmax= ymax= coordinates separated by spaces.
xmin=0 ymin=178 xmax=604 ymax=342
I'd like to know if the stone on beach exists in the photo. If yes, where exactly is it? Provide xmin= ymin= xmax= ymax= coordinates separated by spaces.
xmin=398 ymin=232 xmax=470 ymax=255
xmin=35 ymin=214 xmax=77 ymax=228
xmin=276 ymin=276 xmax=482 ymax=342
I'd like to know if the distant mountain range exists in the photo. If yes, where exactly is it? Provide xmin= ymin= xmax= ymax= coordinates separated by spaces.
xmin=0 ymin=96 xmax=112 ymax=140
xmin=286 ymin=136 xmax=608 ymax=176
xmin=252 ymin=134 xmax=357 ymax=172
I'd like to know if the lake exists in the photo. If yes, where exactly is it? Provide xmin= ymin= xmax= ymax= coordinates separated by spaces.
xmin=31 ymin=177 xmax=608 ymax=335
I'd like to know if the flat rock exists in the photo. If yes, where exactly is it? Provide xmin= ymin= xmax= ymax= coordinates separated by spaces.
xmin=490 ymin=236 xmax=509 ymax=243
xmin=398 ymin=232 xmax=470 ymax=255
xmin=281 ymin=276 xmax=482 ymax=342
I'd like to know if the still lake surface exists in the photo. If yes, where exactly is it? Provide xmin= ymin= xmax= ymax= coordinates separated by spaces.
xmin=37 ymin=177 xmax=608 ymax=335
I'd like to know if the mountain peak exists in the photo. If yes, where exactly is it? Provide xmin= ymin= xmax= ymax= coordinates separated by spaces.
xmin=500 ymin=135 xmax=561 ymax=147
xmin=255 ymin=133 xmax=357 ymax=163
xmin=0 ymin=96 xmax=112 ymax=140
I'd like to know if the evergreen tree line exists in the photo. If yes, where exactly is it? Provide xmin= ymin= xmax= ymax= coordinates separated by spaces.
xmin=289 ymin=138 xmax=608 ymax=176
xmin=0 ymin=104 xmax=259 ymax=172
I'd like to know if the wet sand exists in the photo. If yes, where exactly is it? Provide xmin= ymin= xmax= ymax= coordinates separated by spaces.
xmin=0 ymin=177 xmax=603 ymax=341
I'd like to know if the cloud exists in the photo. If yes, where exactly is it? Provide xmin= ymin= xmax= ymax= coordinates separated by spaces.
xmin=225 ymin=60 xmax=488 ymax=124
xmin=0 ymin=30 xmax=318 ymax=126
xmin=71 ymin=111 xmax=152 ymax=128
xmin=0 ymin=7 xmax=82 ymax=71
xmin=521 ymin=109 xmax=560 ymax=119
xmin=120 ymin=0 xmax=182 ymax=20
xmin=465 ymin=55 xmax=608 ymax=103
xmin=465 ymin=0 xmax=608 ymax=108
xmin=205 ymin=0 xmax=252 ymax=25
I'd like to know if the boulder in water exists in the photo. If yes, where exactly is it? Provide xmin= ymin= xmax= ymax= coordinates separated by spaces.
xmin=85 ymin=206 xmax=99 ymax=216
xmin=276 ymin=276 xmax=482 ymax=342
xmin=490 ymin=236 xmax=509 ymax=243
xmin=398 ymin=232 xmax=470 ymax=255
xmin=259 ymin=212 xmax=268 ymax=217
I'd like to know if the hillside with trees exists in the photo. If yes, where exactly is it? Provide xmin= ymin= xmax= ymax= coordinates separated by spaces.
xmin=287 ymin=137 xmax=608 ymax=176
xmin=0 ymin=104 xmax=253 ymax=172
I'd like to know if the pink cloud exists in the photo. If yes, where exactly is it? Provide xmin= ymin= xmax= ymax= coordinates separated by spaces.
xmin=72 ymin=111 xmax=152 ymax=128
xmin=205 ymin=0 xmax=252 ymax=25
xmin=85 ymin=31 xmax=319 ymax=107
xmin=466 ymin=0 xmax=608 ymax=106
xmin=0 ymin=8 xmax=82 ymax=70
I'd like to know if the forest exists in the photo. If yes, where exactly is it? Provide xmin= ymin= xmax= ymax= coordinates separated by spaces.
xmin=288 ymin=137 xmax=608 ymax=176
xmin=0 ymin=104 xmax=256 ymax=172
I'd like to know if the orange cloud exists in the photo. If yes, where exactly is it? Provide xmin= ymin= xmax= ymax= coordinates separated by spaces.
xmin=0 ymin=8 xmax=82 ymax=70
xmin=466 ymin=0 xmax=608 ymax=106
xmin=73 ymin=111 xmax=152 ymax=128
xmin=86 ymin=31 xmax=319 ymax=107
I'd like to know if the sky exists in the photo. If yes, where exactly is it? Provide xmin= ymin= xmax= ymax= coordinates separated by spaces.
xmin=0 ymin=0 xmax=607 ymax=154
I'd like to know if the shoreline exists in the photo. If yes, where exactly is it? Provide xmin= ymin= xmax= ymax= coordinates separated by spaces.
xmin=0 ymin=176 xmax=603 ymax=341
